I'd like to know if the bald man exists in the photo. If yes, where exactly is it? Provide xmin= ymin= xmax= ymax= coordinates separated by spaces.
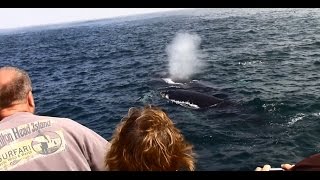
xmin=0 ymin=66 xmax=110 ymax=171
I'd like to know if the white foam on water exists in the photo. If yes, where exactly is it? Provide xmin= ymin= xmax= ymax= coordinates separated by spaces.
xmin=312 ymin=112 xmax=320 ymax=117
xmin=288 ymin=113 xmax=305 ymax=126
xmin=162 ymin=78 xmax=183 ymax=85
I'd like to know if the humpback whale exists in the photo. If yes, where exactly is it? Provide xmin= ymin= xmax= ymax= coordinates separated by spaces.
xmin=160 ymin=89 xmax=227 ymax=109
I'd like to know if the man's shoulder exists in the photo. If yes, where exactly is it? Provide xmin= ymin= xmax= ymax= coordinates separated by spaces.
xmin=34 ymin=114 xmax=103 ymax=138
xmin=34 ymin=114 xmax=83 ymax=127
xmin=34 ymin=114 xmax=72 ymax=121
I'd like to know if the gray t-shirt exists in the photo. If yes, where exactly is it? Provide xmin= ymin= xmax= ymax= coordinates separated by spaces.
xmin=0 ymin=112 xmax=110 ymax=171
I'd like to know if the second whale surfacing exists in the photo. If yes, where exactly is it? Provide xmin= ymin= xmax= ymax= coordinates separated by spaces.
xmin=160 ymin=89 xmax=229 ymax=109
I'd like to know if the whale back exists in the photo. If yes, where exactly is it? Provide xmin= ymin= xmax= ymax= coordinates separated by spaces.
xmin=162 ymin=89 xmax=224 ymax=108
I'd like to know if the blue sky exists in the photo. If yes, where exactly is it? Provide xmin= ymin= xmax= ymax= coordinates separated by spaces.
xmin=0 ymin=8 xmax=186 ymax=30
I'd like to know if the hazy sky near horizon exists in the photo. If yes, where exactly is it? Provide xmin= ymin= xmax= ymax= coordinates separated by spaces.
xmin=0 ymin=8 xmax=186 ymax=30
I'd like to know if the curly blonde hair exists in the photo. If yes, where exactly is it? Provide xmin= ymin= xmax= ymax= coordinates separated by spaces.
xmin=105 ymin=105 xmax=195 ymax=171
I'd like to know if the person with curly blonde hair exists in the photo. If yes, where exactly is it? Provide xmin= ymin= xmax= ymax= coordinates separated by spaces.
xmin=105 ymin=105 xmax=196 ymax=171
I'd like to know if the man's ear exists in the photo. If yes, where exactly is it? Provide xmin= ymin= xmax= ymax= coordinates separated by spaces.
xmin=27 ymin=91 xmax=35 ymax=113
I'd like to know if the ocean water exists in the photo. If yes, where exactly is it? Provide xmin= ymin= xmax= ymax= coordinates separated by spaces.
xmin=1 ymin=8 xmax=320 ymax=171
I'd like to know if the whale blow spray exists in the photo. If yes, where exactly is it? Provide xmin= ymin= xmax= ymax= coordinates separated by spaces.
xmin=166 ymin=32 xmax=206 ymax=82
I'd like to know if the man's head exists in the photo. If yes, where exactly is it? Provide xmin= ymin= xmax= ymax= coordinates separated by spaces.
xmin=105 ymin=105 xmax=195 ymax=171
xmin=0 ymin=66 xmax=35 ymax=117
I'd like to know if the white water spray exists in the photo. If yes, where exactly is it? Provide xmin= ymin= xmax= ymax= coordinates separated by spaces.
xmin=166 ymin=32 xmax=206 ymax=82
